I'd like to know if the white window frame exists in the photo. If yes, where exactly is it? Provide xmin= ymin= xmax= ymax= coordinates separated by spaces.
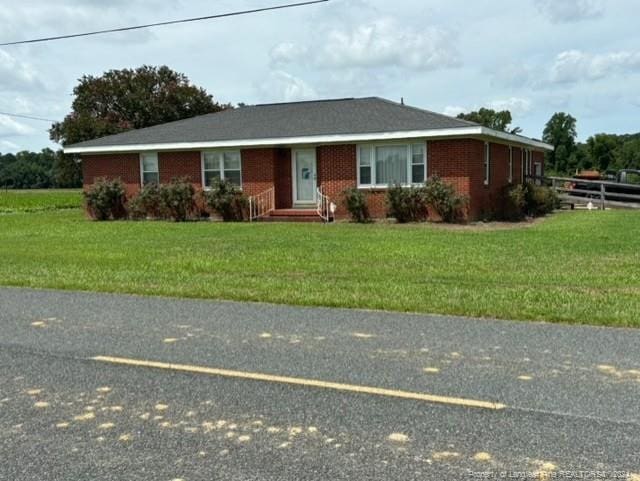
xmin=140 ymin=152 xmax=159 ymax=186
xmin=483 ymin=142 xmax=490 ymax=186
xmin=508 ymin=146 xmax=513 ymax=184
xmin=356 ymin=141 xmax=427 ymax=188
xmin=201 ymin=150 xmax=242 ymax=189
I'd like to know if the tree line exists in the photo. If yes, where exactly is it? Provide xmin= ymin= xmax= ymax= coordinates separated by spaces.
xmin=459 ymin=109 xmax=639 ymax=175
xmin=1 ymin=65 xmax=637 ymax=189
xmin=0 ymin=149 xmax=81 ymax=189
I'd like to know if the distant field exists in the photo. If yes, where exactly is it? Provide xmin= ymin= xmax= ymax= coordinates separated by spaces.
xmin=0 ymin=189 xmax=82 ymax=213
xmin=0 ymin=207 xmax=638 ymax=327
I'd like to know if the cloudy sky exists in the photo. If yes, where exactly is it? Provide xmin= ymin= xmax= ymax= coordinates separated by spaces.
xmin=1 ymin=0 xmax=638 ymax=152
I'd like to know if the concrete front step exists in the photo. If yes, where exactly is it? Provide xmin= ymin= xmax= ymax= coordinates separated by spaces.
xmin=260 ymin=208 xmax=322 ymax=222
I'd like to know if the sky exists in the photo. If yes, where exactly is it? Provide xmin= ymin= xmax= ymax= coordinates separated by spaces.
xmin=0 ymin=0 xmax=639 ymax=153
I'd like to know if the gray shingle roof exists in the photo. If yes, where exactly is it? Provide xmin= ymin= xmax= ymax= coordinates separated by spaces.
xmin=65 ymin=97 xmax=480 ymax=149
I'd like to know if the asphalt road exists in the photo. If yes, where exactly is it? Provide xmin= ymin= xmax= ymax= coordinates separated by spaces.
xmin=1 ymin=287 xmax=639 ymax=480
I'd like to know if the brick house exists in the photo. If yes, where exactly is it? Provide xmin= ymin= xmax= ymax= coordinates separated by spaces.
xmin=64 ymin=97 xmax=552 ymax=220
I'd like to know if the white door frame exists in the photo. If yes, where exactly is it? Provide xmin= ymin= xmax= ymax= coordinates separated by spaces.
xmin=291 ymin=148 xmax=317 ymax=205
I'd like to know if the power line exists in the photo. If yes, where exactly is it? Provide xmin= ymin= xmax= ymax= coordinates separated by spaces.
xmin=0 ymin=0 xmax=329 ymax=46
xmin=0 ymin=111 xmax=58 ymax=123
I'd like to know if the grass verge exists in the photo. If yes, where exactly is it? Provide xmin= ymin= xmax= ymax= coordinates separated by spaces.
xmin=0 ymin=208 xmax=638 ymax=327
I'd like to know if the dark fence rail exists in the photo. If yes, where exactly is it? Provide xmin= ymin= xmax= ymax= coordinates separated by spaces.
xmin=527 ymin=175 xmax=640 ymax=210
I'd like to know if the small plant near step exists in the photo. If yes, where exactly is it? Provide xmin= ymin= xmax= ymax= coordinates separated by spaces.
xmin=203 ymin=178 xmax=248 ymax=221
xmin=342 ymin=188 xmax=371 ymax=223
xmin=84 ymin=177 xmax=127 ymax=220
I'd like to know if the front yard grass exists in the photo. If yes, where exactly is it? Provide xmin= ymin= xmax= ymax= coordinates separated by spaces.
xmin=0 ymin=208 xmax=638 ymax=327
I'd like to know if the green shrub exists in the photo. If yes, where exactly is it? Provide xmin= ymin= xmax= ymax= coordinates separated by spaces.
xmin=423 ymin=176 xmax=467 ymax=223
xmin=500 ymin=183 xmax=558 ymax=220
xmin=526 ymin=183 xmax=559 ymax=217
xmin=128 ymin=183 xmax=164 ymax=220
xmin=500 ymin=184 xmax=527 ymax=221
xmin=84 ymin=177 xmax=127 ymax=220
xmin=159 ymin=177 xmax=197 ymax=222
xmin=342 ymin=188 xmax=371 ymax=223
xmin=203 ymin=178 xmax=248 ymax=221
xmin=386 ymin=184 xmax=428 ymax=223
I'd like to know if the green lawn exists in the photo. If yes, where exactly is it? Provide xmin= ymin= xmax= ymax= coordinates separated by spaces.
xmin=0 ymin=207 xmax=639 ymax=327
xmin=0 ymin=189 xmax=82 ymax=213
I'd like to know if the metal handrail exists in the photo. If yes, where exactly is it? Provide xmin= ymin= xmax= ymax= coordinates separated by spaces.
xmin=316 ymin=187 xmax=332 ymax=222
xmin=248 ymin=187 xmax=275 ymax=222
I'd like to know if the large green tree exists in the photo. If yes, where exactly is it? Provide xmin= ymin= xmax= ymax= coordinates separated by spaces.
xmin=542 ymin=112 xmax=577 ymax=174
xmin=457 ymin=108 xmax=522 ymax=134
xmin=50 ymin=65 xmax=228 ymax=146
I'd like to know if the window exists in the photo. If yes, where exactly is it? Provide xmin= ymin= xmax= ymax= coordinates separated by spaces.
xmin=140 ymin=152 xmax=159 ymax=185
xmin=202 ymin=150 xmax=242 ymax=188
xmin=508 ymin=146 xmax=513 ymax=184
xmin=357 ymin=142 xmax=426 ymax=187
xmin=483 ymin=142 xmax=490 ymax=186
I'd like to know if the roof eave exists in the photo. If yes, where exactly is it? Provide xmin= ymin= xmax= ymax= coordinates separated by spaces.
xmin=64 ymin=127 xmax=553 ymax=155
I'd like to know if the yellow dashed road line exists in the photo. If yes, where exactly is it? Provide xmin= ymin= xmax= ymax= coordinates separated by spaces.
xmin=92 ymin=355 xmax=506 ymax=410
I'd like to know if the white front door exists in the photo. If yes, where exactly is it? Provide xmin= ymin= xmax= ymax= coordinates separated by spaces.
xmin=292 ymin=149 xmax=317 ymax=204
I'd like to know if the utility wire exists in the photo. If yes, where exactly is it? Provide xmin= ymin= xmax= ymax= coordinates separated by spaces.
xmin=0 ymin=0 xmax=329 ymax=46
xmin=0 ymin=111 xmax=58 ymax=123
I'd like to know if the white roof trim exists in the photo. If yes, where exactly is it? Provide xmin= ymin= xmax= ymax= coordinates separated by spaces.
xmin=64 ymin=126 xmax=553 ymax=154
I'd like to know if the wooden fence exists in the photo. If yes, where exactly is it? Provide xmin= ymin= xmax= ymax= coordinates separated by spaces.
xmin=531 ymin=176 xmax=640 ymax=210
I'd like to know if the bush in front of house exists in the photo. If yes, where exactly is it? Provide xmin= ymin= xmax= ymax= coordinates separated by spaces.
xmin=84 ymin=177 xmax=128 ymax=220
xmin=525 ymin=183 xmax=559 ymax=217
xmin=500 ymin=183 xmax=559 ymax=220
xmin=128 ymin=182 xmax=164 ymax=220
xmin=386 ymin=184 xmax=429 ymax=223
xmin=203 ymin=178 xmax=248 ymax=221
xmin=423 ymin=175 xmax=467 ymax=223
xmin=159 ymin=177 xmax=197 ymax=222
xmin=342 ymin=188 xmax=371 ymax=223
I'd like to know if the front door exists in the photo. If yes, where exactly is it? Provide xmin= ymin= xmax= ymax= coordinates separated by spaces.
xmin=292 ymin=149 xmax=317 ymax=204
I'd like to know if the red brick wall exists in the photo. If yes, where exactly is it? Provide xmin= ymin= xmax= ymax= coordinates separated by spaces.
xmin=512 ymin=146 xmax=523 ymax=184
xmin=317 ymin=144 xmax=358 ymax=217
xmin=532 ymin=150 xmax=545 ymax=176
xmin=241 ymin=148 xmax=277 ymax=197
xmin=274 ymin=148 xmax=292 ymax=209
xmin=158 ymin=151 xmax=201 ymax=186
xmin=82 ymin=141 xmax=543 ymax=220
xmin=82 ymin=153 xmax=141 ymax=197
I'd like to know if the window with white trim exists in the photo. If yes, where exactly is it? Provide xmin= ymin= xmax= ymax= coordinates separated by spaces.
xmin=508 ymin=146 xmax=513 ymax=184
xmin=140 ymin=152 xmax=159 ymax=185
xmin=202 ymin=150 xmax=242 ymax=187
xmin=357 ymin=142 xmax=426 ymax=187
xmin=483 ymin=142 xmax=490 ymax=186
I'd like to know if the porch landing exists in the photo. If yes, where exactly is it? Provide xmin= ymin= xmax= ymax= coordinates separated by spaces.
xmin=261 ymin=208 xmax=322 ymax=222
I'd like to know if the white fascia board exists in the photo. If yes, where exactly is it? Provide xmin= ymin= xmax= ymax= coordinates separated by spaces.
xmin=478 ymin=127 xmax=554 ymax=151
xmin=64 ymin=127 xmax=553 ymax=154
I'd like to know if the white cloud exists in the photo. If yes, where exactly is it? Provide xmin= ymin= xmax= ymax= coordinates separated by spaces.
xmin=272 ymin=18 xmax=460 ymax=72
xmin=0 ymin=139 xmax=21 ymax=152
xmin=257 ymin=71 xmax=318 ymax=103
xmin=550 ymin=49 xmax=640 ymax=83
xmin=534 ymin=0 xmax=603 ymax=23
xmin=0 ymin=115 xmax=34 ymax=136
xmin=443 ymin=98 xmax=532 ymax=119
xmin=488 ymin=97 xmax=533 ymax=116
xmin=443 ymin=106 xmax=468 ymax=117
xmin=0 ymin=49 xmax=41 ymax=91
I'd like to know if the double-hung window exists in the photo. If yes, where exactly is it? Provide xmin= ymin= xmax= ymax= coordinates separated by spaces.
xmin=202 ymin=150 xmax=242 ymax=188
xmin=357 ymin=142 xmax=426 ymax=187
xmin=508 ymin=146 xmax=513 ymax=184
xmin=483 ymin=142 xmax=490 ymax=186
xmin=140 ymin=152 xmax=159 ymax=185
